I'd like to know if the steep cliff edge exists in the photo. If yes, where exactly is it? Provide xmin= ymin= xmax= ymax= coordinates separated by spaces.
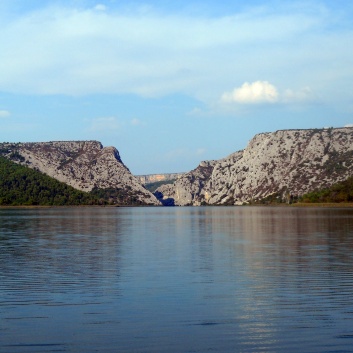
xmin=0 ymin=140 xmax=160 ymax=205
xmin=155 ymin=128 xmax=353 ymax=205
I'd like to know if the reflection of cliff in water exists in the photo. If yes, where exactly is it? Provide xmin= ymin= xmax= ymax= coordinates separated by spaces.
xmin=167 ymin=206 xmax=353 ymax=292
xmin=234 ymin=207 xmax=353 ymax=264
xmin=166 ymin=206 xmax=353 ymax=341
xmin=1 ymin=206 xmax=353 ymax=352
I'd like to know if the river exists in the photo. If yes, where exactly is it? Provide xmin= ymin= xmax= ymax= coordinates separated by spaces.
xmin=1 ymin=206 xmax=353 ymax=352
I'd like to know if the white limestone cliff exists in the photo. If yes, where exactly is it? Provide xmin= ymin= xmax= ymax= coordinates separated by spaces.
xmin=156 ymin=128 xmax=353 ymax=205
xmin=1 ymin=140 xmax=160 ymax=205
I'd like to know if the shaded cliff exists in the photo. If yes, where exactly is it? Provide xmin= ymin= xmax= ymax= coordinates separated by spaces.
xmin=0 ymin=140 xmax=160 ymax=205
xmin=155 ymin=128 xmax=353 ymax=205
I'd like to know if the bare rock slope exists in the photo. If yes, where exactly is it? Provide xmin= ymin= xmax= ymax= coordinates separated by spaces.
xmin=156 ymin=128 xmax=353 ymax=205
xmin=0 ymin=140 xmax=160 ymax=205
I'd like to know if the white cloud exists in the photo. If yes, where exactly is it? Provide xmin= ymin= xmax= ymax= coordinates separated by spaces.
xmin=345 ymin=124 xmax=353 ymax=127
xmin=221 ymin=82 xmax=315 ymax=105
xmin=282 ymin=86 xmax=313 ymax=103
xmin=0 ymin=110 xmax=10 ymax=118
xmin=221 ymin=81 xmax=279 ymax=104
xmin=88 ymin=117 xmax=122 ymax=132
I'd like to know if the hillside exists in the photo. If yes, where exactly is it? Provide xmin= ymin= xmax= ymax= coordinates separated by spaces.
xmin=0 ymin=141 xmax=160 ymax=206
xmin=155 ymin=127 xmax=353 ymax=206
xmin=0 ymin=157 xmax=156 ymax=206
xmin=0 ymin=157 xmax=98 ymax=206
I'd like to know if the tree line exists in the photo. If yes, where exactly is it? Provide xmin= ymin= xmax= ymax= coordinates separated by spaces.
xmin=0 ymin=157 xmax=101 ymax=206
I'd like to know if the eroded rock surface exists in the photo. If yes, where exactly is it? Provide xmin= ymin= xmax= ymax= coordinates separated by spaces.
xmin=0 ymin=140 xmax=160 ymax=205
xmin=155 ymin=128 xmax=353 ymax=205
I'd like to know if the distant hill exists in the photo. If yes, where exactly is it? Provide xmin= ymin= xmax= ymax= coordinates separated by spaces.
xmin=136 ymin=173 xmax=184 ymax=185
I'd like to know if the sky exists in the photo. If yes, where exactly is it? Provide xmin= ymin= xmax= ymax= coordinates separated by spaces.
xmin=1 ymin=0 xmax=353 ymax=175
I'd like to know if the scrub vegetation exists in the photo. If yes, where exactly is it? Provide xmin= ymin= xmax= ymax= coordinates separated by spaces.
xmin=299 ymin=177 xmax=353 ymax=203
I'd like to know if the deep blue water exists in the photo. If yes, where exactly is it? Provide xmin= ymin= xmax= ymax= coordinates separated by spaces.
xmin=1 ymin=206 xmax=353 ymax=352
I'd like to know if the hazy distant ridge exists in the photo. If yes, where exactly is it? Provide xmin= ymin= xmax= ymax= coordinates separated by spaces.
xmin=136 ymin=173 xmax=184 ymax=185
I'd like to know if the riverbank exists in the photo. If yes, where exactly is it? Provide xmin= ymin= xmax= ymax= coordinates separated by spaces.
xmin=291 ymin=202 xmax=353 ymax=208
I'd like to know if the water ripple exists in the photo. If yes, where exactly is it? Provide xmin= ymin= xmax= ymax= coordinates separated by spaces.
xmin=1 ymin=207 xmax=353 ymax=353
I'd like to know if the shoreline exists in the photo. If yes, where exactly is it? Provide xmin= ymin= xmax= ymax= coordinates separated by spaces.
xmin=291 ymin=202 xmax=353 ymax=208
xmin=1 ymin=202 xmax=353 ymax=209
xmin=0 ymin=204 xmax=122 ymax=209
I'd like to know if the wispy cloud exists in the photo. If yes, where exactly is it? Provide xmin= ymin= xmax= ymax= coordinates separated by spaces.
xmin=130 ymin=118 xmax=145 ymax=126
xmin=94 ymin=4 xmax=107 ymax=12
xmin=165 ymin=147 xmax=206 ymax=160
xmin=0 ymin=110 xmax=10 ymax=118
xmin=196 ymin=148 xmax=206 ymax=156
xmin=282 ymin=87 xmax=314 ymax=103
xmin=87 ymin=117 xmax=122 ymax=132
xmin=0 ymin=2 xmax=351 ymax=106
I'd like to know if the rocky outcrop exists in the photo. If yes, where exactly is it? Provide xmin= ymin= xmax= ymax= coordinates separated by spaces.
xmin=155 ymin=128 xmax=353 ymax=205
xmin=153 ymin=161 xmax=217 ymax=206
xmin=137 ymin=173 xmax=184 ymax=185
xmin=0 ymin=140 xmax=160 ymax=205
xmin=155 ymin=160 xmax=219 ymax=206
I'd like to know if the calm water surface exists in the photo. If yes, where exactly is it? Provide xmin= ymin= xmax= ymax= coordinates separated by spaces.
xmin=1 ymin=206 xmax=353 ymax=352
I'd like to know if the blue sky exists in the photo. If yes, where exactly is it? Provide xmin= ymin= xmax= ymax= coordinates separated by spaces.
xmin=1 ymin=0 xmax=353 ymax=174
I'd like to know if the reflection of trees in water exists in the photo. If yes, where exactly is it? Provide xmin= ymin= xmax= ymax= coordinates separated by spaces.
xmin=0 ymin=208 xmax=126 ymax=296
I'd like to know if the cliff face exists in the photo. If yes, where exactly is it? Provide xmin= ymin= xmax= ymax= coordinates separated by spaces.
xmin=0 ymin=140 xmax=160 ymax=205
xmin=137 ymin=173 xmax=184 ymax=185
xmin=155 ymin=128 xmax=353 ymax=205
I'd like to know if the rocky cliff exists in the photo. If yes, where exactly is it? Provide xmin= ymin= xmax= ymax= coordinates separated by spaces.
xmin=155 ymin=128 xmax=353 ymax=205
xmin=137 ymin=173 xmax=184 ymax=185
xmin=0 ymin=140 xmax=160 ymax=205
